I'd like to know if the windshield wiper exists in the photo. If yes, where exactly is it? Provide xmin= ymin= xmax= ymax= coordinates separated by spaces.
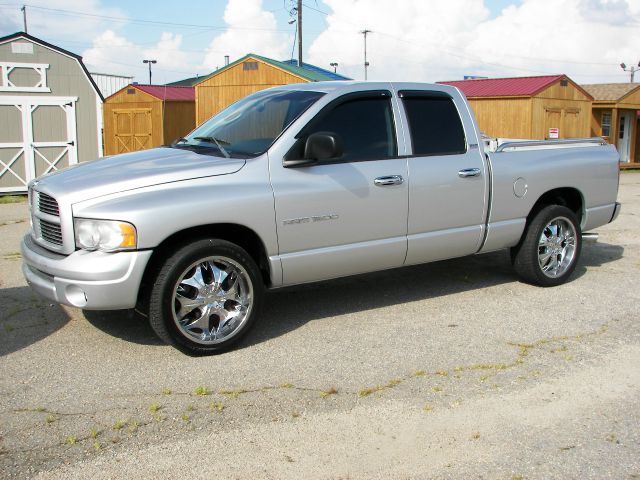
xmin=192 ymin=136 xmax=231 ymax=158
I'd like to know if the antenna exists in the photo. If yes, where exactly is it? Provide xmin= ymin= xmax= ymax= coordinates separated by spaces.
xmin=360 ymin=29 xmax=371 ymax=80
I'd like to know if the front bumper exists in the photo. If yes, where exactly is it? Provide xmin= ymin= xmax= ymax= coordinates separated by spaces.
xmin=21 ymin=234 xmax=153 ymax=310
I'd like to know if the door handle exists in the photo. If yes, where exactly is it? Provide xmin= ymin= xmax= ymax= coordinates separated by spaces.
xmin=374 ymin=175 xmax=404 ymax=186
xmin=458 ymin=168 xmax=481 ymax=178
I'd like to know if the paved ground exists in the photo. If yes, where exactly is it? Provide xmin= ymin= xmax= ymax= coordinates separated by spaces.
xmin=0 ymin=174 xmax=639 ymax=479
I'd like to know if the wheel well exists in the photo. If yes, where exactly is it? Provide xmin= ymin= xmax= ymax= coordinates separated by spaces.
xmin=527 ymin=187 xmax=583 ymax=225
xmin=136 ymin=224 xmax=271 ymax=312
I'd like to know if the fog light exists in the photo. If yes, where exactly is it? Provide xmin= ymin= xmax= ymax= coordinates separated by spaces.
xmin=65 ymin=284 xmax=87 ymax=307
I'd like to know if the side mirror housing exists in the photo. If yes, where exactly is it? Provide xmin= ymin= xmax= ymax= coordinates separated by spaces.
xmin=304 ymin=132 xmax=343 ymax=161
xmin=282 ymin=132 xmax=343 ymax=168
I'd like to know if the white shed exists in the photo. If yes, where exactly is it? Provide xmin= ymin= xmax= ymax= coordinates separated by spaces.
xmin=0 ymin=32 xmax=103 ymax=193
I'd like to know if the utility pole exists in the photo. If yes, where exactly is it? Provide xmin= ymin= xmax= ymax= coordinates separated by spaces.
xmin=297 ymin=0 xmax=303 ymax=67
xmin=21 ymin=5 xmax=27 ymax=33
xmin=360 ymin=29 xmax=371 ymax=80
xmin=143 ymin=59 xmax=157 ymax=84
xmin=620 ymin=61 xmax=640 ymax=83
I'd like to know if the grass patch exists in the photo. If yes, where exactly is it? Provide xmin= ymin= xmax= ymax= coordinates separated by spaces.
xmin=89 ymin=427 xmax=99 ymax=439
xmin=162 ymin=388 xmax=172 ymax=395
xmin=320 ymin=387 xmax=338 ymax=398
xmin=193 ymin=386 xmax=210 ymax=396
xmin=209 ymin=401 xmax=224 ymax=412
xmin=359 ymin=379 xmax=402 ymax=397
xmin=64 ymin=435 xmax=78 ymax=445
xmin=128 ymin=420 xmax=141 ymax=432
xmin=279 ymin=383 xmax=294 ymax=389
xmin=413 ymin=370 xmax=427 ymax=377
xmin=218 ymin=388 xmax=248 ymax=398
xmin=148 ymin=403 xmax=162 ymax=413
xmin=112 ymin=420 xmax=126 ymax=430
xmin=46 ymin=414 xmax=57 ymax=424
xmin=0 ymin=195 xmax=26 ymax=204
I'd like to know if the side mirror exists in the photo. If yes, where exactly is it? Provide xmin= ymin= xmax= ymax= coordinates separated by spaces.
xmin=282 ymin=132 xmax=343 ymax=168
xmin=304 ymin=132 xmax=343 ymax=161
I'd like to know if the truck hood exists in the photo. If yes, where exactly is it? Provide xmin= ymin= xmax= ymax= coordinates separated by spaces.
xmin=32 ymin=147 xmax=246 ymax=203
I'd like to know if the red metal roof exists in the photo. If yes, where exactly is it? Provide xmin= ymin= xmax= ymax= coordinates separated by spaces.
xmin=438 ymin=75 xmax=565 ymax=98
xmin=134 ymin=84 xmax=195 ymax=101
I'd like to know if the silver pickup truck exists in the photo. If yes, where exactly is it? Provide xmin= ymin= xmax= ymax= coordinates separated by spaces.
xmin=21 ymin=81 xmax=621 ymax=354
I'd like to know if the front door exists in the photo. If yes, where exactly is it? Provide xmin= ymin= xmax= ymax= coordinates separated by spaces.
xmin=618 ymin=112 xmax=631 ymax=163
xmin=269 ymin=91 xmax=409 ymax=286
xmin=0 ymin=96 xmax=78 ymax=193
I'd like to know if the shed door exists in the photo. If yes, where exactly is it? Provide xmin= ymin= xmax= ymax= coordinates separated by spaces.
xmin=544 ymin=107 xmax=562 ymax=139
xmin=563 ymin=108 xmax=581 ymax=139
xmin=0 ymin=96 xmax=78 ymax=193
xmin=112 ymin=108 xmax=152 ymax=153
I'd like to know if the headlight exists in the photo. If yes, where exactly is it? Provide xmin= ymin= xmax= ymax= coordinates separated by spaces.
xmin=74 ymin=219 xmax=137 ymax=252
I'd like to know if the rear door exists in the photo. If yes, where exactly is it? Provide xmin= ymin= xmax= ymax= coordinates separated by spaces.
xmin=269 ymin=90 xmax=409 ymax=285
xmin=397 ymin=89 xmax=488 ymax=265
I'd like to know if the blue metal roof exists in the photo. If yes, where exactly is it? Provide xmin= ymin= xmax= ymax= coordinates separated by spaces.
xmin=281 ymin=59 xmax=351 ymax=81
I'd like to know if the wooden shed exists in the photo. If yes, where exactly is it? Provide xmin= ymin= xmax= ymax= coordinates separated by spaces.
xmin=103 ymin=84 xmax=195 ymax=156
xmin=439 ymin=75 xmax=593 ymax=140
xmin=582 ymin=83 xmax=640 ymax=166
xmin=194 ymin=54 xmax=349 ymax=126
xmin=0 ymin=31 xmax=103 ymax=193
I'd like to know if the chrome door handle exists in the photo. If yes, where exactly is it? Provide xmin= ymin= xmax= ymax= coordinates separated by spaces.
xmin=374 ymin=175 xmax=404 ymax=186
xmin=458 ymin=168 xmax=481 ymax=178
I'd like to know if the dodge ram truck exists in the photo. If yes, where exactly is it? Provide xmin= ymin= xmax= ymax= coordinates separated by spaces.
xmin=21 ymin=81 xmax=621 ymax=354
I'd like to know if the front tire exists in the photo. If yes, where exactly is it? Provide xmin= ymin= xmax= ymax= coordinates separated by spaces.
xmin=148 ymin=239 xmax=264 ymax=355
xmin=512 ymin=205 xmax=582 ymax=287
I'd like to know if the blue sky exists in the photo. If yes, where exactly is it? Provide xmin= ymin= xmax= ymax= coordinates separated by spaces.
xmin=0 ymin=0 xmax=637 ymax=84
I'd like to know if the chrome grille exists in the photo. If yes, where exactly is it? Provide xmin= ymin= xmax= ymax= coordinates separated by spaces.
xmin=38 ymin=192 xmax=60 ymax=216
xmin=39 ymin=219 xmax=63 ymax=245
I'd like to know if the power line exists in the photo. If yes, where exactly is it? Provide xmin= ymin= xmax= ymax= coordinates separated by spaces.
xmin=0 ymin=3 xmax=292 ymax=32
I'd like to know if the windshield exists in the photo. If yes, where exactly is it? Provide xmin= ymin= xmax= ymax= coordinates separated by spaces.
xmin=173 ymin=89 xmax=325 ymax=158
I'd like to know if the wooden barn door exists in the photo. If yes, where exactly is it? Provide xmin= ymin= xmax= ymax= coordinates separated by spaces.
xmin=544 ymin=107 xmax=562 ymax=139
xmin=0 ymin=96 xmax=78 ymax=193
xmin=112 ymin=108 xmax=152 ymax=153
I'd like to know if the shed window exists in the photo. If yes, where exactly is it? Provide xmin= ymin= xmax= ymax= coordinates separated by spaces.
xmin=127 ymin=88 xmax=136 ymax=94
xmin=400 ymin=92 xmax=466 ymax=156
xmin=243 ymin=62 xmax=258 ymax=71
xmin=601 ymin=112 xmax=611 ymax=137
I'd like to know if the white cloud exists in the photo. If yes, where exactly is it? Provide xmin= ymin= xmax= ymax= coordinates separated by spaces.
xmin=82 ymin=30 xmax=201 ymax=83
xmin=308 ymin=0 xmax=640 ymax=83
xmin=201 ymin=0 xmax=289 ymax=69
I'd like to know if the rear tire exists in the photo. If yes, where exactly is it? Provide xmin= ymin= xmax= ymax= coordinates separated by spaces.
xmin=512 ymin=205 xmax=581 ymax=287
xmin=148 ymin=239 xmax=264 ymax=355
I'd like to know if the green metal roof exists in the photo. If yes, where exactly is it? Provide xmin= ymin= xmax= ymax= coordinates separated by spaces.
xmin=166 ymin=75 xmax=205 ymax=87
xmin=193 ymin=53 xmax=344 ymax=86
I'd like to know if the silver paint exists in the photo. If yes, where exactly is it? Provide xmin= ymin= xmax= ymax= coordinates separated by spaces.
xmin=20 ymin=81 xmax=621 ymax=310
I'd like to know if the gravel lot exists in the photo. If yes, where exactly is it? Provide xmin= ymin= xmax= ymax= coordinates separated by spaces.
xmin=1 ymin=174 xmax=639 ymax=479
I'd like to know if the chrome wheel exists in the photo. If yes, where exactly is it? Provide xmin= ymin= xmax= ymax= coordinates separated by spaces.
xmin=537 ymin=216 xmax=577 ymax=278
xmin=171 ymin=256 xmax=253 ymax=345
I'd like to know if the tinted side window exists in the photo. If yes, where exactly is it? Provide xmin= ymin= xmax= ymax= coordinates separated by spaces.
xmin=304 ymin=96 xmax=397 ymax=161
xmin=402 ymin=95 xmax=466 ymax=156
